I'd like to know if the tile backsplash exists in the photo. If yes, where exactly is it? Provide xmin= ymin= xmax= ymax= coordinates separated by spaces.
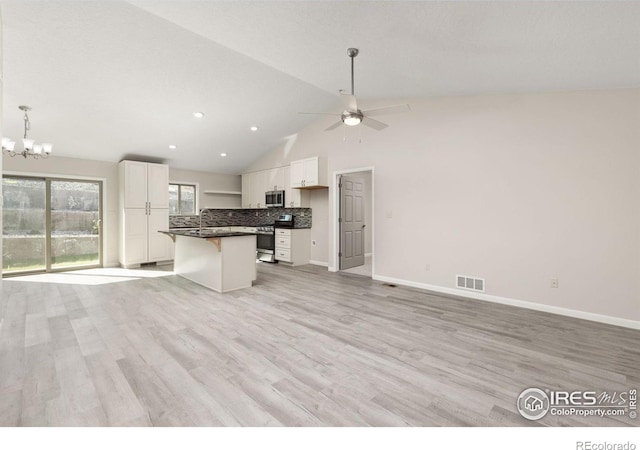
xmin=170 ymin=207 xmax=312 ymax=229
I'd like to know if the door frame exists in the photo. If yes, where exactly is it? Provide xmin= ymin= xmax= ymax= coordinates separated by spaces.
xmin=3 ymin=171 xmax=107 ymax=275
xmin=331 ymin=166 xmax=375 ymax=276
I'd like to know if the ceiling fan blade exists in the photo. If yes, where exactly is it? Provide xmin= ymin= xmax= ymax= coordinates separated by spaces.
xmin=299 ymin=112 xmax=341 ymax=116
xmin=361 ymin=116 xmax=388 ymax=131
xmin=324 ymin=120 xmax=343 ymax=132
xmin=339 ymin=91 xmax=358 ymax=112
xmin=361 ymin=104 xmax=411 ymax=117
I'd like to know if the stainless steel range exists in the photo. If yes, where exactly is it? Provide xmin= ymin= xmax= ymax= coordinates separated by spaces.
xmin=256 ymin=224 xmax=276 ymax=263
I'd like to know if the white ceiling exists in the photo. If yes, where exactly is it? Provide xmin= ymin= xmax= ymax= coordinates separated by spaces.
xmin=3 ymin=1 xmax=639 ymax=174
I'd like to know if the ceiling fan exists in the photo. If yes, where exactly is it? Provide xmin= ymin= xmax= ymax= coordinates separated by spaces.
xmin=300 ymin=48 xmax=410 ymax=131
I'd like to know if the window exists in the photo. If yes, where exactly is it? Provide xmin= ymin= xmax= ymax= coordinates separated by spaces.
xmin=169 ymin=183 xmax=196 ymax=215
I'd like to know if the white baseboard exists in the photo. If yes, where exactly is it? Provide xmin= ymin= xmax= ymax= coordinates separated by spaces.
xmin=373 ymin=274 xmax=640 ymax=330
xmin=309 ymin=260 xmax=329 ymax=267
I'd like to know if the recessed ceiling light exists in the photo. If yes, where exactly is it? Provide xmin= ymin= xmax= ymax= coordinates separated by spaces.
xmin=250 ymin=126 xmax=259 ymax=131
xmin=220 ymin=153 xmax=227 ymax=157
xmin=168 ymin=145 xmax=177 ymax=150
xmin=193 ymin=112 xmax=205 ymax=118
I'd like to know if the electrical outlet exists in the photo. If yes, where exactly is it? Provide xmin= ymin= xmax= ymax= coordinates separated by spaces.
xmin=301 ymin=212 xmax=305 ymax=216
xmin=312 ymin=240 xmax=316 ymax=246
xmin=425 ymin=264 xmax=430 ymax=271
xmin=551 ymin=278 xmax=559 ymax=288
xmin=386 ymin=210 xmax=393 ymax=219
xmin=228 ymin=212 xmax=232 ymax=217
xmin=255 ymin=212 xmax=258 ymax=217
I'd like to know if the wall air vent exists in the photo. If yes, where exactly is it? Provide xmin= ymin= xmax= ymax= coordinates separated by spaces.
xmin=456 ymin=275 xmax=486 ymax=293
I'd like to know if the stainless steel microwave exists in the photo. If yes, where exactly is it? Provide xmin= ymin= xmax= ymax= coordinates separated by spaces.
xmin=265 ymin=190 xmax=285 ymax=208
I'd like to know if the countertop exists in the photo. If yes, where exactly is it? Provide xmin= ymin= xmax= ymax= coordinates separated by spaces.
xmin=160 ymin=230 xmax=256 ymax=239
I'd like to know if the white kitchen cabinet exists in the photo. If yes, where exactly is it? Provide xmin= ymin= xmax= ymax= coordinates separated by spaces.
xmin=251 ymin=170 xmax=267 ymax=208
xmin=147 ymin=209 xmax=171 ymax=262
xmin=147 ymin=163 xmax=170 ymax=209
xmin=121 ymin=209 xmax=148 ymax=265
xmin=290 ymin=157 xmax=327 ymax=189
xmin=241 ymin=172 xmax=253 ymax=208
xmin=265 ymin=167 xmax=286 ymax=191
xmin=121 ymin=160 xmax=169 ymax=209
xmin=119 ymin=160 xmax=171 ymax=267
xmin=275 ymin=228 xmax=310 ymax=266
xmin=242 ymin=169 xmax=271 ymax=208
xmin=243 ymin=163 xmax=315 ymax=208
xmin=283 ymin=166 xmax=309 ymax=208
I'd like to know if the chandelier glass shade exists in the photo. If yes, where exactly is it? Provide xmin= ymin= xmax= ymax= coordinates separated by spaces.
xmin=2 ymin=105 xmax=52 ymax=159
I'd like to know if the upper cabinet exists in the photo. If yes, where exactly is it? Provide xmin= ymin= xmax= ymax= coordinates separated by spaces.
xmin=241 ymin=172 xmax=252 ymax=208
xmin=120 ymin=160 xmax=169 ymax=209
xmin=241 ymin=157 xmax=325 ymax=209
xmin=121 ymin=161 xmax=147 ymax=208
xmin=283 ymin=165 xmax=308 ymax=208
xmin=241 ymin=169 xmax=269 ymax=209
xmin=265 ymin=167 xmax=286 ymax=191
xmin=290 ymin=156 xmax=327 ymax=189
xmin=251 ymin=170 xmax=267 ymax=209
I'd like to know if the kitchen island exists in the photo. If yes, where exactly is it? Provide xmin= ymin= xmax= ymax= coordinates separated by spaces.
xmin=161 ymin=229 xmax=257 ymax=293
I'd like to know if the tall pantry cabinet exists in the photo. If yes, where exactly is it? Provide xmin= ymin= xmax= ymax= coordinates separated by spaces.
xmin=119 ymin=160 xmax=172 ymax=267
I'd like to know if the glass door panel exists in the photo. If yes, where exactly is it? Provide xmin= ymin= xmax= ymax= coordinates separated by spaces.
xmin=50 ymin=180 xmax=101 ymax=270
xmin=2 ymin=177 xmax=47 ymax=273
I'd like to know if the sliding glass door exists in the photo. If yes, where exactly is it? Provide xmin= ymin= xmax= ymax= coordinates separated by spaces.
xmin=50 ymin=179 xmax=102 ymax=270
xmin=2 ymin=176 xmax=103 ymax=275
xmin=2 ymin=177 xmax=47 ymax=273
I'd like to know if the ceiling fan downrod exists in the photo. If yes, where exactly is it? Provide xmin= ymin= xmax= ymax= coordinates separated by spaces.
xmin=347 ymin=48 xmax=359 ymax=96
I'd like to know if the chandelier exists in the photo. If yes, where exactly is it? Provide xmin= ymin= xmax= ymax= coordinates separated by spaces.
xmin=2 ymin=105 xmax=53 ymax=159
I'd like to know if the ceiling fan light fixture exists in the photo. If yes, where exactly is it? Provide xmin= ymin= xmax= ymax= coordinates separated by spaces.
xmin=342 ymin=112 xmax=363 ymax=126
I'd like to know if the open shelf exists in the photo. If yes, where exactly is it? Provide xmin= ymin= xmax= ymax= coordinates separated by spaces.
xmin=203 ymin=190 xmax=242 ymax=195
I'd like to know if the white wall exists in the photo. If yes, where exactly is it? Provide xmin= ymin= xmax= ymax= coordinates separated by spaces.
xmin=2 ymin=156 xmax=241 ymax=267
xmin=169 ymin=167 xmax=241 ymax=210
xmin=0 ymin=10 xmax=4 ymax=325
xmin=248 ymin=88 xmax=640 ymax=324
xmin=3 ymin=156 xmax=120 ymax=266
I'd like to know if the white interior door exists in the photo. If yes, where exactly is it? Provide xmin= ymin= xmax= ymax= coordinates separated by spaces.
xmin=340 ymin=175 xmax=365 ymax=270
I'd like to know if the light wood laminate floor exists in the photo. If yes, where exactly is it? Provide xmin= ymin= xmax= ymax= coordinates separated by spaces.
xmin=0 ymin=264 xmax=637 ymax=426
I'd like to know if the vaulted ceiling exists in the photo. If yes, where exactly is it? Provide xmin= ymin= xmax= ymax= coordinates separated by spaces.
xmin=2 ymin=1 xmax=639 ymax=174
